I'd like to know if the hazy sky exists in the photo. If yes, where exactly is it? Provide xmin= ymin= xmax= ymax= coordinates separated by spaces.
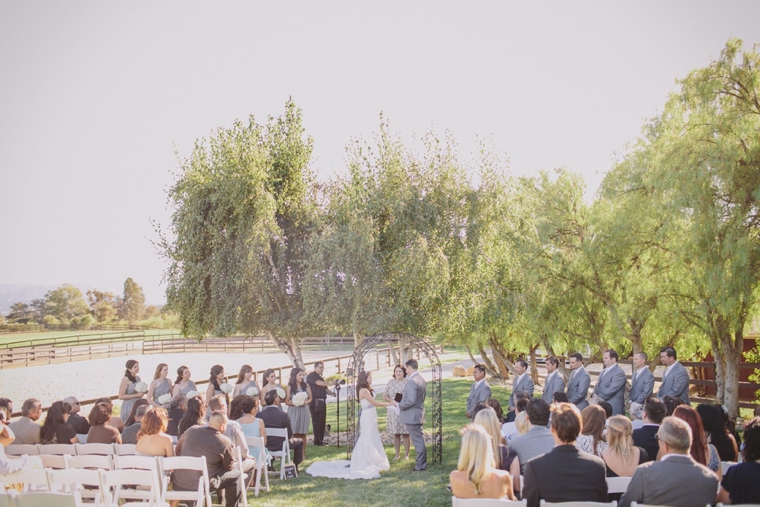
xmin=2 ymin=2 xmax=759 ymax=305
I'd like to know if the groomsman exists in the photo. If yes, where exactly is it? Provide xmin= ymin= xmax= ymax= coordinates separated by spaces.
xmin=509 ymin=360 xmax=535 ymax=411
xmin=628 ymin=351 xmax=655 ymax=416
xmin=592 ymin=350 xmax=627 ymax=416
xmin=566 ymin=353 xmax=591 ymax=410
xmin=657 ymin=347 xmax=690 ymax=405
xmin=542 ymin=356 xmax=565 ymax=403
xmin=466 ymin=364 xmax=491 ymax=419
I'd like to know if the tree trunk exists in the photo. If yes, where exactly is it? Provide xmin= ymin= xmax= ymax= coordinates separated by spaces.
xmin=476 ymin=342 xmax=500 ymax=377
xmin=268 ymin=331 xmax=305 ymax=369
xmin=529 ymin=345 xmax=539 ymax=385
xmin=488 ymin=331 xmax=512 ymax=379
xmin=387 ymin=341 xmax=400 ymax=366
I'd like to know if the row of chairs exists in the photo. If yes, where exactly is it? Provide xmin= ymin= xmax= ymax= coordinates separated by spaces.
xmin=451 ymin=501 xmax=717 ymax=507
xmin=1 ymin=491 xmax=86 ymax=507
xmin=4 ymin=444 xmax=136 ymax=457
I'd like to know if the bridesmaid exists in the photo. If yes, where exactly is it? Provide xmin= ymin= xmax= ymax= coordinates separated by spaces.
xmin=118 ymin=359 xmax=144 ymax=422
xmin=206 ymin=364 xmax=228 ymax=405
xmin=285 ymin=367 xmax=312 ymax=460
xmin=147 ymin=363 xmax=173 ymax=408
xmin=233 ymin=365 xmax=260 ymax=398
xmin=172 ymin=365 xmax=198 ymax=396
xmin=259 ymin=368 xmax=280 ymax=406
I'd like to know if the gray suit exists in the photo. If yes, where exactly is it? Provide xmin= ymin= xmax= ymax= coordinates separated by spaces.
xmin=466 ymin=380 xmax=491 ymax=417
xmin=657 ymin=361 xmax=690 ymax=405
xmin=541 ymin=372 xmax=565 ymax=403
xmin=628 ymin=367 xmax=655 ymax=405
xmin=566 ymin=367 xmax=591 ymax=410
xmin=399 ymin=371 xmax=427 ymax=470
xmin=509 ymin=374 xmax=535 ymax=409
xmin=618 ymin=454 xmax=718 ymax=507
xmin=592 ymin=363 xmax=627 ymax=415
xmin=508 ymin=425 xmax=555 ymax=473
xmin=8 ymin=417 xmax=41 ymax=445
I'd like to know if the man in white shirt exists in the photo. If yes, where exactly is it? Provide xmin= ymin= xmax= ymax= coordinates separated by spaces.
xmin=509 ymin=359 xmax=535 ymax=411
xmin=465 ymin=364 xmax=491 ymax=419
xmin=542 ymin=356 xmax=565 ymax=403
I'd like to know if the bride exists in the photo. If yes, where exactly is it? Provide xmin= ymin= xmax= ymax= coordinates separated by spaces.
xmin=306 ymin=371 xmax=394 ymax=480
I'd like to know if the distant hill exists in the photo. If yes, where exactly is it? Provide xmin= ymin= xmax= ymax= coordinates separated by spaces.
xmin=0 ymin=283 xmax=99 ymax=315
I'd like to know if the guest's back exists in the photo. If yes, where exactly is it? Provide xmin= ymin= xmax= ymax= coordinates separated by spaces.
xmin=632 ymin=425 xmax=659 ymax=462
xmin=450 ymin=468 xmax=512 ymax=500
xmin=523 ymin=445 xmax=607 ymax=507
xmin=257 ymin=405 xmax=290 ymax=451
xmin=509 ymin=425 xmax=554 ymax=472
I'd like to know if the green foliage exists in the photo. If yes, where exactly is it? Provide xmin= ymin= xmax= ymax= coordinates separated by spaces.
xmin=119 ymin=278 xmax=146 ymax=323
xmin=45 ymin=284 xmax=89 ymax=322
xmin=87 ymin=290 xmax=118 ymax=323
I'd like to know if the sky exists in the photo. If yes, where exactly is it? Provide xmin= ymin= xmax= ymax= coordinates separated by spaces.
xmin=1 ymin=2 xmax=759 ymax=306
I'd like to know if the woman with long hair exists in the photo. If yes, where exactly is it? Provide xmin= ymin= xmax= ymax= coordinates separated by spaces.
xmin=697 ymin=403 xmax=738 ymax=462
xmin=40 ymin=401 xmax=78 ymax=444
xmin=474 ymin=408 xmax=520 ymax=498
xmin=718 ymin=417 xmax=760 ymax=505
xmin=118 ymin=359 xmax=145 ymax=423
xmin=172 ymin=366 xmax=197 ymax=397
xmin=382 ymin=365 xmax=410 ymax=460
xmin=450 ymin=424 xmax=515 ymax=500
xmin=87 ymin=402 xmax=122 ymax=444
xmin=259 ymin=369 xmax=280 ymax=406
xmin=600 ymin=416 xmax=648 ymax=476
xmin=147 ymin=363 xmax=173 ymax=408
xmin=178 ymin=396 xmax=206 ymax=437
xmin=286 ymin=367 xmax=312 ymax=460
xmin=135 ymin=407 xmax=175 ymax=457
xmin=125 ymin=398 xmax=150 ymax=427
xmin=675 ymin=405 xmax=721 ymax=476
xmin=576 ymin=405 xmax=608 ymax=456
xmin=233 ymin=365 xmax=259 ymax=398
xmin=206 ymin=365 xmax=228 ymax=405
xmin=486 ymin=398 xmax=505 ymax=424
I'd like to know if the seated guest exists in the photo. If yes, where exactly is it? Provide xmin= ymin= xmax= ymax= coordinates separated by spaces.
xmin=619 ymin=417 xmax=718 ymax=507
xmin=40 ymin=401 xmax=78 ymax=445
xmin=522 ymin=403 xmax=607 ymax=507
xmin=94 ymin=397 xmax=124 ymax=432
xmin=178 ymin=397 xmax=206 ymax=437
xmin=0 ymin=409 xmax=17 ymax=447
xmin=125 ymin=399 xmax=150 ymax=427
xmin=552 ymin=392 xmax=569 ymax=404
xmin=257 ymin=389 xmax=304 ymax=471
xmin=174 ymin=412 xmax=242 ymax=507
xmin=718 ymin=416 xmax=760 ymax=505
xmin=662 ymin=395 xmax=684 ymax=416
xmin=503 ymin=390 xmax=530 ymax=424
xmin=597 ymin=401 xmax=612 ymax=419
xmin=509 ymin=398 xmax=554 ymax=473
xmin=450 ymin=424 xmax=515 ymax=500
xmin=209 ymin=395 xmax=256 ymax=486
xmin=87 ymin=402 xmax=122 ymax=444
xmin=485 ymin=398 xmax=505 ymax=424
xmin=135 ymin=407 xmax=175 ymax=457
xmin=9 ymin=398 xmax=41 ymax=444
xmin=600 ymin=416 xmax=648 ymax=476
xmin=697 ymin=403 xmax=738 ymax=462
xmin=633 ymin=396 xmax=666 ymax=462
xmin=502 ymin=395 xmax=529 ymax=442
xmin=0 ymin=398 xmax=12 ymax=422
xmin=237 ymin=396 xmax=271 ymax=466
xmin=166 ymin=394 xmax=187 ymax=437
xmin=673 ymin=405 xmax=721 ymax=477
xmin=576 ymin=405 xmax=608 ymax=456
xmin=63 ymin=396 xmax=90 ymax=434
xmin=122 ymin=405 xmax=149 ymax=445
xmin=515 ymin=411 xmax=530 ymax=436
xmin=474 ymin=408 xmax=520 ymax=496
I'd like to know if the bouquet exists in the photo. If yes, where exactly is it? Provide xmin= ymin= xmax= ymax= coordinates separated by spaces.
xmin=158 ymin=394 xmax=172 ymax=405
xmin=292 ymin=391 xmax=308 ymax=407
xmin=220 ymin=383 xmax=233 ymax=394
xmin=134 ymin=382 xmax=148 ymax=393
xmin=186 ymin=390 xmax=200 ymax=399
xmin=246 ymin=386 xmax=259 ymax=397
xmin=276 ymin=387 xmax=286 ymax=399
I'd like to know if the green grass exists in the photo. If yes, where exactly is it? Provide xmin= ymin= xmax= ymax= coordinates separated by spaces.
xmin=247 ymin=377 xmax=472 ymax=507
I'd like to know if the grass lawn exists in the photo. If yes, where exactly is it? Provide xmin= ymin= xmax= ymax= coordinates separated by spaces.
xmin=247 ymin=377 xmax=472 ymax=507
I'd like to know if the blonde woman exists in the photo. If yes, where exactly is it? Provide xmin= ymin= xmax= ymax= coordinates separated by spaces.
xmin=474 ymin=408 xmax=521 ymax=498
xmin=450 ymin=424 xmax=515 ymax=500
xmin=515 ymin=411 xmax=530 ymax=436
xmin=147 ymin=363 xmax=173 ymax=408
xmin=600 ymin=415 xmax=647 ymax=477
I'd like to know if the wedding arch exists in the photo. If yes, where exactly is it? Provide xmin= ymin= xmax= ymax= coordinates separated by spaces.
xmin=344 ymin=332 xmax=443 ymax=464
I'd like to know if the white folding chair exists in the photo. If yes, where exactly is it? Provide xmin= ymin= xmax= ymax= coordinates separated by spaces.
xmin=99 ymin=469 xmax=163 ymax=507
xmin=14 ymin=491 xmax=84 ymax=507
xmin=606 ymin=476 xmax=632 ymax=495
xmin=0 ymin=469 xmax=49 ymax=492
xmin=46 ymin=469 xmax=105 ymax=505
xmin=76 ymin=444 xmax=116 ymax=456
xmin=112 ymin=455 xmax=162 ymax=504
xmin=232 ymin=447 xmax=248 ymax=507
xmin=3 ymin=444 xmax=41 ymax=456
xmin=243 ymin=436 xmax=269 ymax=496
xmin=159 ymin=456 xmax=212 ymax=507
xmin=68 ymin=454 xmax=114 ymax=471
xmin=39 ymin=445 xmax=77 ymax=456
xmin=540 ymin=502 xmax=616 ymax=507
xmin=39 ymin=454 xmax=71 ymax=470
xmin=115 ymin=444 xmax=138 ymax=456
xmin=720 ymin=461 xmax=738 ymax=474
xmin=265 ymin=428 xmax=294 ymax=479
xmin=76 ymin=435 xmax=88 ymax=444
xmin=0 ymin=491 xmax=13 ymax=507
xmin=452 ymin=498 xmax=527 ymax=506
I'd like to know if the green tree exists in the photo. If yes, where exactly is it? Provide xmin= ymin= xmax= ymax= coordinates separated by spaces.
xmin=118 ymin=278 xmax=146 ymax=323
xmin=45 ymin=284 xmax=89 ymax=323
xmin=87 ymin=290 xmax=118 ymax=323
xmin=162 ymin=101 xmax=318 ymax=368
xmin=6 ymin=302 xmax=33 ymax=323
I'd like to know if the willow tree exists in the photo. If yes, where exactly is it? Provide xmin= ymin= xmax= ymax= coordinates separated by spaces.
xmin=161 ymin=101 xmax=318 ymax=368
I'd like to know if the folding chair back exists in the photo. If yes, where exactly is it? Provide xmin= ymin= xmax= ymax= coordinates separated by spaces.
xmin=0 ymin=492 xmax=12 ymax=507
xmin=75 ymin=435 xmax=88 ymax=444
xmin=159 ymin=456 xmax=212 ymax=507
xmin=232 ymin=447 xmax=248 ymax=507
xmin=99 ymin=469 xmax=158 ymax=507
xmin=13 ymin=491 xmax=83 ymax=507
xmin=265 ymin=428 xmax=292 ymax=479
xmin=244 ymin=436 xmax=269 ymax=496
xmin=606 ymin=476 xmax=632 ymax=494
xmin=0 ymin=469 xmax=49 ymax=492
xmin=68 ymin=454 xmax=113 ymax=471
xmin=75 ymin=444 xmax=115 ymax=456
xmin=112 ymin=455 xmax=162 ymax=503
xmin=39 ymin=454 xmax=71 ymax=470
xmin=38 ymin=445 xmax=77 ymax=456
xmin=115 ymin=444 xmax=137 ymax=456
xmin=3 ymin=444 xmax=40 ymax=456
xmin=46 ymin=468 xmax=103 ymax=502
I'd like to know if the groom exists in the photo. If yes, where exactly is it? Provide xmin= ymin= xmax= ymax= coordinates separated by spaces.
xmin=398 ymin=358 xmax=427 ymax=471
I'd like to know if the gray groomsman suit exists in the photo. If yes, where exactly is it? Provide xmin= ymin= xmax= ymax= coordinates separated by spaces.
xmin=657 ymin=361 xmax=690 ymax=405
xmin=466 ymin=380 xmax=491 ymax=416
xmin=592 ymin=363 xmax=627 ymax=415
xmin=618 ymin=454 xmax=718 ymax=507
xmin=399 ymin=371 xmax=427 ymax=471
xmin=541 ymin=371 xmax=565 ymax=403
xmin=566 ymin=366 xmax=591 ymax=410
xmin=509 ymin=373 xmax=535 ymax=409
xmin=628 ymin=367 xmax=655 ymax=405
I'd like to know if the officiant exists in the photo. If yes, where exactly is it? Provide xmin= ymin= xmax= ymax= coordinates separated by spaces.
xmin=307 ymin=361 xmax=335 ymax=446
xmin=383 ymin=365 xmax=411 ymax=460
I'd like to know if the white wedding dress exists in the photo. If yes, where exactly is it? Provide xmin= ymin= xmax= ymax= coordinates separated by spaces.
xmin=306 ymin=398 xmax=390 ymax=480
